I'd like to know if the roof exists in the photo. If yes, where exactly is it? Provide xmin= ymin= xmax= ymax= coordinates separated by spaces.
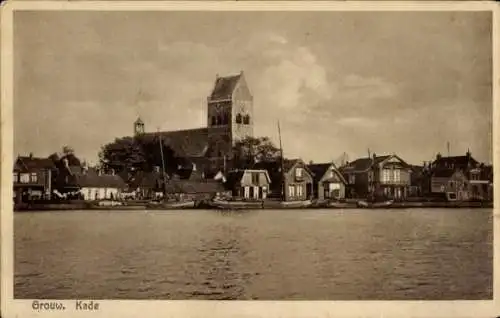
xmin=134 ymin=117 xmax=144 ymax=124
xmin=76 ymin=170 xmax=127 ymax=188
xmin=431 ymin=169 xmax=465 ymax=179
xmin=252 ymin=159 xmax=311 ymax=183
xmin=15 ymin=156 xmax=56 ymax=171
xmin=139 ymin=127 xmax=209 ymax=158
xmin=432 ymin=154 xmax=478 ymax=169
xmin=224 ymin=169 xmax=271 ymax=188
xmin=307 ymin=163 xmax=347 ymax=184
xmin=341 ymin=155 xmax=391 ymax=173
xmin=209 ymin=73 xmax=242 ymax=100
xmin=164 ymin=180 xmax=226 ymax=194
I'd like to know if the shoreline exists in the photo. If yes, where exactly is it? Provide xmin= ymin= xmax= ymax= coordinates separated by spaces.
xmin=13 ymin=200 xmax=493 ymax=212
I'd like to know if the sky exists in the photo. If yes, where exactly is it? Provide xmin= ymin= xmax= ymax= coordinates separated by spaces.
xmin=13 ymin=10 xmax=493 ymax=165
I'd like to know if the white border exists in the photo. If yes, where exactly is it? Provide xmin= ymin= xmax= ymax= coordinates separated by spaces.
xmin=1 ymin=2 xmax=499 ymax=318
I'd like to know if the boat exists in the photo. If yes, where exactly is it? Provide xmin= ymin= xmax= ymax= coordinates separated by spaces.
xmin=278 ymin=199 xmax=313 ymax=208
xmin=147 ymin=200 xmax=196 ymax=210
xmin=207 ymin=199 xmax=264 ymax=210
xmin=357 ymin=200 xmax=394 ymax=209
xmin=327 ymin=201 xmax=357 ymax=209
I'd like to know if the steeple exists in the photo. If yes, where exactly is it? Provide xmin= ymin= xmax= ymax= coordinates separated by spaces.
xmin=134 ymin=117 xmax=145 ymax=135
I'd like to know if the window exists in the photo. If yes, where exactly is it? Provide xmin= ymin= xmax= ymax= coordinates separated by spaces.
xmin=296 ymin=168 xmax=303 ymax=178
xmin=236 ymin=114 xmax=242 ymax=124
xmin=13 ymin=172 xmax=18 ymax=182
xmin=349 ymin=174 xmax=356 ymax=184
xmin=217 ymin=115 xmax=222 ymax=125
xmin=31 ymin=173 xmax=38 ymax=183
xmin=20 ymin=173 xmax=30 ymax=183
xmin=330 ymin=170 xmax=335 ymax=179
xmin=382 ymin=169 xmax=391 ymax=183
xmin=288 ymin=185 xmax=295 ymax=197
xmin=251 ymin=173 xmax=260 ymax=184
xmin=243 ymin=115 xmax=250 ymax=125
xmin=296 ymin=184 xmax=303 ymax=197
xmin=211 ymin=116 xmax=216 ymax=126
xmin=393 ymin=170 xmax=401 ymax=183
xmin=222 ymin=113 xmax=229 ymax=125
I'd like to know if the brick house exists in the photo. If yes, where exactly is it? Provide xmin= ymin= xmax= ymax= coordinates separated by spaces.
xmin=13 ymin=154 xmax=55 ymax=203
xmin=253 ymin=159 xmax=314 ymax=201
xmin=341 ymin=153 xmax=412 ymax=201
xmin=307 ymin=163 xmax=347 ymax=201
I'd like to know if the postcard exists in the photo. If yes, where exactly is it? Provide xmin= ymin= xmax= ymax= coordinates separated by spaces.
xmin=1 ymin=1 xmax=499 ymax=318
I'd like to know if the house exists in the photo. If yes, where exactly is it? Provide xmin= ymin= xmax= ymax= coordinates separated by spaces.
xmin=13 ymin=154 xmax=56 ymax=203
xmin=76 ymin=167 xmax=127 ymax=201
xmin=429 ymin=150 xmax=492 ymax=201
xmin=225 ymin=169 xmax=271 ymax=200
xmin=430 ymin=169 xmax=469 ymax=201
xmin=340 ymin=153 xmax=412 ymax=201
xmin=307 ymin=163 xmax=347 ymax=201
xmin=253 ymin=159 xmax=314 ymax=201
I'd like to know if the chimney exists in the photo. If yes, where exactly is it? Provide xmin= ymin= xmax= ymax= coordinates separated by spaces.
xmin=372 ymin=153 xmax=376 ymax=160
xmin=29 ymin=152 xmax=33 ymax=159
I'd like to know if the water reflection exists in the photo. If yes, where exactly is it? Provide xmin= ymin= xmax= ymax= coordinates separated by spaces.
xmin=14 ymin=209 xmax=493 ymax=300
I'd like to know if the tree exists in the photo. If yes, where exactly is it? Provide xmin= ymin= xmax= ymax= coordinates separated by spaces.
xmin=99 ymin=137 xmax=147 ymax=173
xmin=232 ymin=136 xmax=281 ymax=169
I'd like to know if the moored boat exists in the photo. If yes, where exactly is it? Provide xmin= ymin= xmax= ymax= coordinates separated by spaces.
xmin=357 ymin=200 xmax=394 ymax=209
xmin=278 ymin=199 xmax=313 ymax=208
xmin=327 ymin=201 xmax=357 ymax=209
xmin=207 ymin=199 xmax=264 ymax=210
xmin=147 ymin=200 xmax=196 ymax=210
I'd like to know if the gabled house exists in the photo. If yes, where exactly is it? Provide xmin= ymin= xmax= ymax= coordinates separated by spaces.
xmin=429 ymin=151 xmax=492 ymax=201
xmin=430 ymin=169 xmax=469 ymax=201
xmin=76 ymin=167 xmax=127 ymax=201
xmin=13 ymin=154 xmax=56 ymax=202
xmin=225 ymin=169 xmax=271 ymax=200
xmin=253 ymin=159 xmax=314 ymax=201
xmin=340 ymin=153 xmax=412 ymax=200
xmin=307 ymin=163 xmax=347 ymax=201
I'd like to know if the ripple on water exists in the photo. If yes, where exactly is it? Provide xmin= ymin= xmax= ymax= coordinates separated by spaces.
xmin=13 ymin=209 xmax=493 ymax=300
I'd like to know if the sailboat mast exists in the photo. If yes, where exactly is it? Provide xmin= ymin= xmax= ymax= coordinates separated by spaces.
xmin=158 ymin=130 xmax=168 ymax=197
xmin=277 ymin=121 xmax=285 ymax=201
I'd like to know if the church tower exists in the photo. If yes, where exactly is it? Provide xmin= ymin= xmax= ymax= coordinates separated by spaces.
xmin=206 ymin=71 xmax=254 ymax=163
xmin=134 ymin=117 xmax=145 ymax=136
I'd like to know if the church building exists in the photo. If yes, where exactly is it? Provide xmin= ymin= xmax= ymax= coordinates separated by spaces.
xmin=132 ymin=71 xmax=254 ymax=175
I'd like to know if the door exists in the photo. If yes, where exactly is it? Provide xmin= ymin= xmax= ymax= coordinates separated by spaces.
xmin=306 ymin=183 xmax=313 ymax=200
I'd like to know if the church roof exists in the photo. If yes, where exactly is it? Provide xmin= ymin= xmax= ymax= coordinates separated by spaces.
xmin=140 ymin=128 xmax=210 ymax=158
xmin=209 ymin=73 xmax=242 ymax=101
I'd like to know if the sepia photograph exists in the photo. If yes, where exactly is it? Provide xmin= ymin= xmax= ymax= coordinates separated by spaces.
xmin=1 ymin=1 xmax=498 ymax=317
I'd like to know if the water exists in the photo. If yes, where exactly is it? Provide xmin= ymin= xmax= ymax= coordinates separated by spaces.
xmin=14 ymin=208 xmax=493 ymax=300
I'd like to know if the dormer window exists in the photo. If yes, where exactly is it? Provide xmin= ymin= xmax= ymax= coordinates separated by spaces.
xmin=296 ymin=167 xmax=303 ymax=178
